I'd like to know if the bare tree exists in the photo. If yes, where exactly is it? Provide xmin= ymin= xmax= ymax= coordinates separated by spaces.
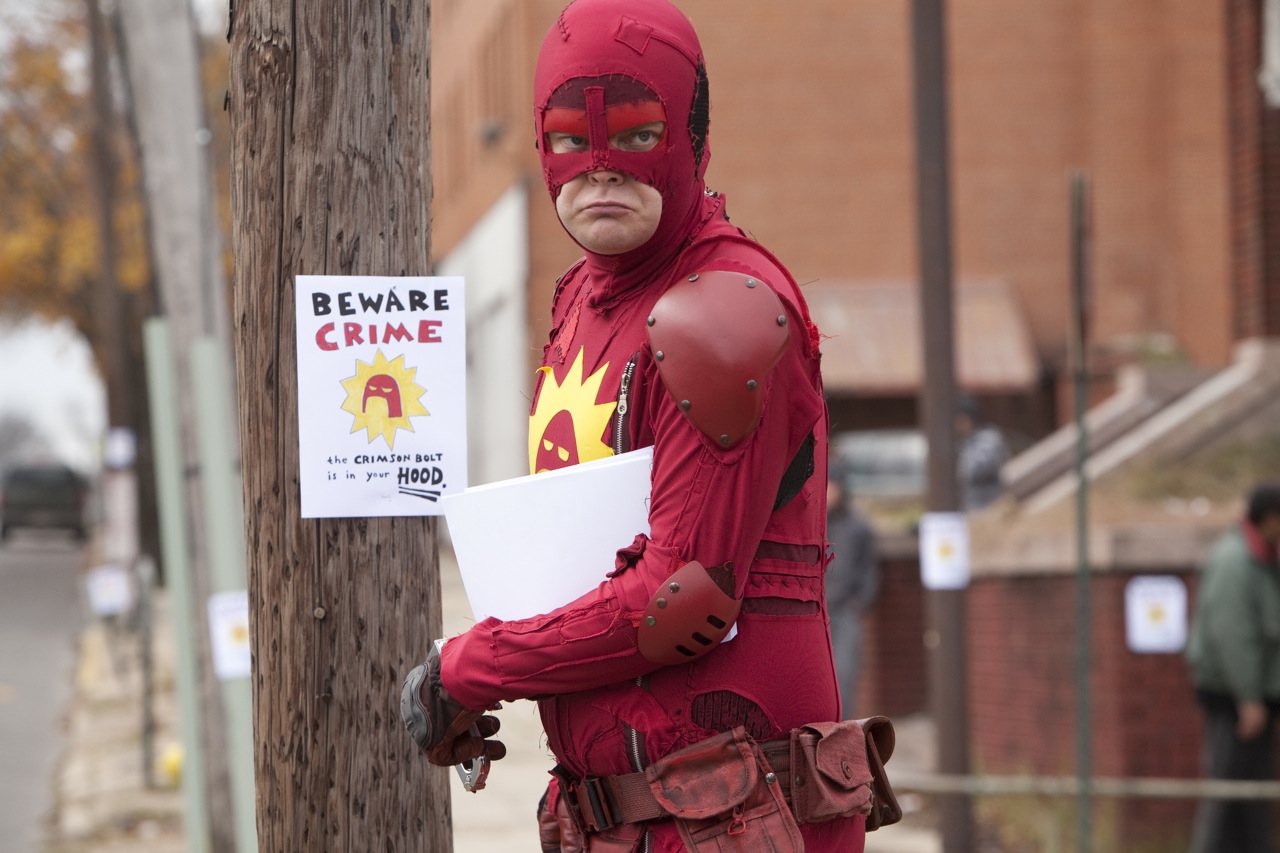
xmin=228 ymin=2 xmax=449 ymax=848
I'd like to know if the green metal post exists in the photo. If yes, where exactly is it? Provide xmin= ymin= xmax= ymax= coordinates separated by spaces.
xmin=143 ymin=318 xmax=211 ymax=853
xmin=191 ymin=337 xmax=258 ymax=853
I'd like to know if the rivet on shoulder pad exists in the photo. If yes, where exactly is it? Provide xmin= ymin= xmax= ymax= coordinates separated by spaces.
xmin=647 ymin=316 xmax=655 ymax=326
xmin=720 ymin=435 xmax=731 ymax=446
xmin=645 ymin=616 xmax=657 ymax=627
xmin=656 ymin=350 xmax=665 ymax=361
xmin=669 ymin=582 xmax=680 ymax=593
xmin=688 ymin=274 xmax=699 ymax=282
xmin=656 ymin=598 xmax=668 ymax=609
xmin=746 ymin=379 xmax=758 ymax=391
xmin=746 ymin=279 xmax=757 ymax=288
xmin=679 ymin=400 xmax=691 ymax=411
xmin=777 ymin=315 xmax=787 ymax=326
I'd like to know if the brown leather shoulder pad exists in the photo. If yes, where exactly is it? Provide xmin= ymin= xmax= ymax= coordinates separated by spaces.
xmin=646 ymin=270 xmax=790 ymax=449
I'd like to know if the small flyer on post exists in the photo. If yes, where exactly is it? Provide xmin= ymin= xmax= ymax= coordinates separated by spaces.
xmin=920 ymin=511 xmax=970 ymax=590
xmin=294 ymin=275 xmax=466 ymax=518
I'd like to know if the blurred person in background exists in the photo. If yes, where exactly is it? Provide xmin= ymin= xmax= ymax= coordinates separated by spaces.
xmin=1186 ymin=483 xmax=1280 ymax=853
xmin=825 ymin=463 xmax=880 ymax=719
xmin=955 ymin=394 xmax=1009 ymax=511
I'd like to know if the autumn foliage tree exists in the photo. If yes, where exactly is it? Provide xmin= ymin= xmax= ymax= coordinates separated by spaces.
xmin=0 ymin=2 xmax=158 ymax=566
xmin=0 ymin=5 xmax=152 ymax=350
xmin=0 ymin=3 xmax=230 ymax=579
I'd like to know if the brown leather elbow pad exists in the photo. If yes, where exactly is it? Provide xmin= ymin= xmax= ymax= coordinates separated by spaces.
xmin=637 ymin=561 xmax=743 ymax=665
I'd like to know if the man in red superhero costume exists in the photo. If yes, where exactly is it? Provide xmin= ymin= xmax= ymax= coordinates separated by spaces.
xmin=402 ymin=1 xmax=879 ymax=849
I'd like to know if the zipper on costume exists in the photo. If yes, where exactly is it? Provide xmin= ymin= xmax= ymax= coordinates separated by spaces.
xmin=625 ymin=674 xmax=650 ymax=853
xmin=618 ymin=353 xmax=646 ymax=851
xmin=613 ymin=354 xmax=638 ymax=455
xmin=625 ymin=680 xmax=646 ymax=772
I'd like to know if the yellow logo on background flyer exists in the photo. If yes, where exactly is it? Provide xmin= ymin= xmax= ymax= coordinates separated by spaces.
xmin=340 ymin=350 xmax=429 ymax=448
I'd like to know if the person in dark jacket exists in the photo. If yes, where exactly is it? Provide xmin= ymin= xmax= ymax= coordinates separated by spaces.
xmin=1186 ymin=483 xmax=1280 ymax=853
xmin=955 ymin=395 xmax=1009 ymax=511
xmin=825 ymin=466 xmax=880 ymax=719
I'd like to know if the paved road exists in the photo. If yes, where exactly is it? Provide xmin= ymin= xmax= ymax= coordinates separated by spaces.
xmin=0 ymin=532 xmax=86 ymax=852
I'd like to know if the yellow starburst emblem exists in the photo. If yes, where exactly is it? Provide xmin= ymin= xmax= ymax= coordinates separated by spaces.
xmin=340 ymin=350 xmax=429 ymax=448
xmin=528 ymin=347 xmax=616 ymax=473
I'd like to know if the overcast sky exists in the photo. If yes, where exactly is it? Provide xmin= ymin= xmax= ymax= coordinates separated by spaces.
xmin=0 ymin=317 xmax=105 ymax=473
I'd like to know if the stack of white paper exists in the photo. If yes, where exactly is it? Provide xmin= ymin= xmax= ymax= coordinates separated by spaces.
xmin=441 ymin=448 xmax=653 ymax=623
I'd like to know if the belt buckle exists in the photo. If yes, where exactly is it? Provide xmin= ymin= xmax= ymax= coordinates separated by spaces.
xmin=571 ymin=776 xmax=618 ymax=833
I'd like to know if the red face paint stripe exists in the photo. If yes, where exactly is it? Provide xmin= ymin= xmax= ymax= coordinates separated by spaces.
xmin=604 ymin=101 xmax=666 ymax=136
xmin=544 ymin=102 xmax=666 ymax=143
xmin=544 ymin=107 xmax=589 ymax=135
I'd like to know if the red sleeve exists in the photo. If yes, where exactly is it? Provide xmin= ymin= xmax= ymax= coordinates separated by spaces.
xmin=442 ymin=290 xmax=823 ymax=709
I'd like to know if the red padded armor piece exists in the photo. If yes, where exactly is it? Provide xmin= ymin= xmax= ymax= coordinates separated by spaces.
xmin=646 ymin=270 xmax=790 ymax=449
xmin=637 ymin=561 xmax=743 ymax=665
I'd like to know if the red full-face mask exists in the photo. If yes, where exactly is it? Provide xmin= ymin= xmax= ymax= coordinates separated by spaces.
xmin=535 ymin=0 xmax=710 ymax=282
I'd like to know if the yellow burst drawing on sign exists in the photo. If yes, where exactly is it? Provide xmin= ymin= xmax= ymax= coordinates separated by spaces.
xmin=340 ymin=350 xmax=429 ymax=448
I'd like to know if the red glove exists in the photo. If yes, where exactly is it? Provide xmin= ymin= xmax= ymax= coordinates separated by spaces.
xmin=400 ymin=640 xmax=506 ymax=766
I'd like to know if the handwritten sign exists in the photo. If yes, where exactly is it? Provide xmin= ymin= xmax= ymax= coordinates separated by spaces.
xmin=85 ymin=564 xmax=134 ymax=617
xmin=295 ymin=275 xmax=467 ymax=518
xmin=207 ymin=590 xmax=251 ymax=681
xmin=920 ymin=512 xmax=970 ymax=590
xmin=1124 ymin=575 xmax=1187 ymax=653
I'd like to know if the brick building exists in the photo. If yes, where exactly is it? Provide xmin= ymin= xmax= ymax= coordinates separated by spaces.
xmin=433 ymin=1 xmax=1280 ymax=455
xmin=431 ymin=1 xmax=1280 ymax=848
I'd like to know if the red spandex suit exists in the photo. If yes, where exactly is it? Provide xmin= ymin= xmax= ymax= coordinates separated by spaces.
xmin=436 ymin=1 xmax=870 ymax=849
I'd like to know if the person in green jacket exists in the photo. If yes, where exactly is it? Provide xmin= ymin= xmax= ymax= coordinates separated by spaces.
xmin=1187 ymin=483 xmax=1280 ymax=853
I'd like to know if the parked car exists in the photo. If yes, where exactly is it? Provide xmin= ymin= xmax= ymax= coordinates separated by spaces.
xmin=831 ymin=429 xmax=928 ymax=499
xmin=0 ymin=464 xmax=89 ymax=541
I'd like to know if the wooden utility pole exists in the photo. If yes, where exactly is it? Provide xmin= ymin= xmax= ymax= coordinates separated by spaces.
xmin=910 ymin=0 xmax=974 ymax=851
xmin=228 ymin=3 xmax=449 ymax=849
xmin=85 ymin=0 xmax=131 ymax=429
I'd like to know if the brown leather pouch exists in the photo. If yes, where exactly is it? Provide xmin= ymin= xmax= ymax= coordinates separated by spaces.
xmin=858 ymin=715 xmax=903 ymax=831
xmin=646 ymin=727 xmax=802 ymax=852
xmin=788 ymin=719 xmax=874 ymax=824
xmin=788 ymin=716 xmax=903 ymax=830
xmin=538 ymin=786 xmax=561 ymax=852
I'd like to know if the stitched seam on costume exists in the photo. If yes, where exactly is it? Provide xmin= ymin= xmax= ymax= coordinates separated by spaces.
xmin=667 ymin=446 xmax=716 ymax=563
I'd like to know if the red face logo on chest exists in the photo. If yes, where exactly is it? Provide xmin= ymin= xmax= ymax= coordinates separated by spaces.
xmin=528 ymin=348 xmax=617 ymax=474
xmin=535 ymin=410 xmax=580 ymax=472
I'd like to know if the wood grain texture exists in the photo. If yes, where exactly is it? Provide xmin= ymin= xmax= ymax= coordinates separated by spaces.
xmin=229 ymin=2 xmax=450 ymax=849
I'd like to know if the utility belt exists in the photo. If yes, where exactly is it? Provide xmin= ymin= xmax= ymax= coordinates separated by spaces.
xmin=541 ymin=717 xmax=901 ymax=853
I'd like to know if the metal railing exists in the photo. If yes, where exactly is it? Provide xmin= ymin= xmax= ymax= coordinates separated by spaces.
xmin=892 ymin=770 xmax=1280 ymax=800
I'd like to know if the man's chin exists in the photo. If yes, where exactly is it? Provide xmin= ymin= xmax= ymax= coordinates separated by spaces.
xmin=574 ymin=225 xmax=650 ymax=256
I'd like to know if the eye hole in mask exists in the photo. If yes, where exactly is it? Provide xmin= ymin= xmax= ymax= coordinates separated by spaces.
xmin=544 ymin=111 xmax=665 ymax=154
xmin=541 ymin=75 xmax=668 ymax=157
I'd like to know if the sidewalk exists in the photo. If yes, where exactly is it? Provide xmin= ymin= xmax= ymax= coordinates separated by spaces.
xmin=44 ymin=597 xmax=186 ymax=853
xmin=46 ymin=545 xmax=940 ymax=852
